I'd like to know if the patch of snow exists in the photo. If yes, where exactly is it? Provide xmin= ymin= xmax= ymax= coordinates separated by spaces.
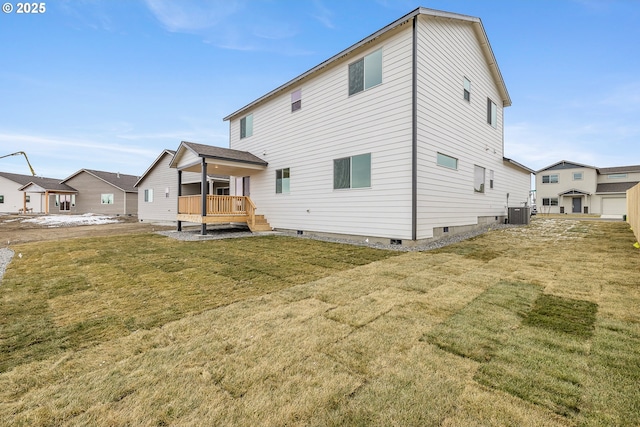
xmin=22 ymin=213 xmax=121 ymax=227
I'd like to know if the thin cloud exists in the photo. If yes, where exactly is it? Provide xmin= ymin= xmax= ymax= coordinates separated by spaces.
xmin=143 ymin=0 xmax=242 ymax=33
xmin=311 ymin=0 xmax=335 ymax=29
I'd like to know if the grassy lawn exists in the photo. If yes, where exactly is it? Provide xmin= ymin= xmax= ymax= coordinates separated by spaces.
xmin=1 ymin=219 xmax=639 ymax=426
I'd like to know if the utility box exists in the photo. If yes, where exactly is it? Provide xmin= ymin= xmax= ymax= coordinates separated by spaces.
xmin=508 ymin=207 xmax=531 ymax=225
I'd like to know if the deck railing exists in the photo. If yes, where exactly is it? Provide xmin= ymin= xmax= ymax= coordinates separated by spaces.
xmin=178 ymin=195 xmax=250 ymax=215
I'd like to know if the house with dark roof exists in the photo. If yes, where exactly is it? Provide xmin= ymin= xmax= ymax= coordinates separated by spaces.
xmin=134 ymin=149 xmax=230 ymax=224
xmin=0 ymin=171 xmax=76 ymax=214
xmin=172 ymin=7 xmax=533 ymax=244
xmin=535 ymin=160 xmax=640 ymax=218
xmin=59 ymin=169 xmax=139 ymax=216
xmin=169 ymin=141 xmax=272 ymax=232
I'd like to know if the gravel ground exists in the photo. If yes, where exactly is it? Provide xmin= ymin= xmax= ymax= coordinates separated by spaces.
xmin=0 ymin=223 xmax=520 ymax=283
xmin=0 ymin=248 xmax=15 ymax=284
xmin=157 ymin=223 xmax=519 ymax=251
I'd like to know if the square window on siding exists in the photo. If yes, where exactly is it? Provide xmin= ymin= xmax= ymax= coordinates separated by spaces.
xmin=542 ymin=174 xmax=559 ymax=184
xmin=437 ymin=152 xmax=458 ymax=170
xmin=144 ymin=189 xmax=153 ymax=202
xmin=573 ymin=172 xmax=583 ymax=180
xmin=333 ymin=153 xmax=371 ymax=189
xmin=0 ymin=195 xmax=4 ymax=203
xmin=276 ymin=168 xmax=290 ymax=193
xmin=291 ymin=90 xmax=301 ymax=112
xmin=101 ymin=194 xmax=114 ymax=204
xmin=348 ymin=49 xmax=382 ymax=96
xmin=487 ymin=98 xmax=497 ymax=128
xmin=463 ymin=77 xmax=471 ymax=101
xmin=474 ymin=165 xmax=485 ymax=193
xmin=25 ymin=195 xmax=30 ymax=203
xmin=240 ymin=114 xmax=253 ymax=139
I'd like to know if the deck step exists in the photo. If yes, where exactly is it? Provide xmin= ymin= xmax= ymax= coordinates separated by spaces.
xmin=247 ymin=214 xmax=272 ymax=232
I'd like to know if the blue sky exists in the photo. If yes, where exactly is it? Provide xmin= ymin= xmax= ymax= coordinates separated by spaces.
xmin=1 ymin=0 xmax=638 ymax=179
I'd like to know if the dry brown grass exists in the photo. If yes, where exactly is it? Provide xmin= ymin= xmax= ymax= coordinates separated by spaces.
xmin=1 ymin=218 xmax=639 ymax=426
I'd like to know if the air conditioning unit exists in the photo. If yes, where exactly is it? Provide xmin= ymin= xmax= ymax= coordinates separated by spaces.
xmin=508 ymin=207 xmax=531 ymax=225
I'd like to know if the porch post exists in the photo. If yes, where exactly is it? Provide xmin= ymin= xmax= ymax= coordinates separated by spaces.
xmin=22 ymin=191 xmax=27 ymax=214
xmin=44 ymin=191 xmax=49 ymax=214
xmin=177 ymin=170 xmax=182 ymax=231
xmin=201 ymin=159 xmax=207 ymax=236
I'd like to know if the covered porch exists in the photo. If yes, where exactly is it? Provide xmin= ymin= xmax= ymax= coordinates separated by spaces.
xmin=558 ymin=189 xmax=591 ymax=214
xmin=170 ymin=141 xmax=270 ymax=234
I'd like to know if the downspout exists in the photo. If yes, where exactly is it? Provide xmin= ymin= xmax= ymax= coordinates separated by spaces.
xmin=411 ymin=15 xmax=418 ymax=241
xmin=201 ymin=158 xmax=208 ymax=236
xmin=177 ymin=170 xmax=182 ymax=231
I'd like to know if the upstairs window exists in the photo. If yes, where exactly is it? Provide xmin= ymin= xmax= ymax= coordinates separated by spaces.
xmin=348 ymin=49 xmax=382 ymax=96
xmin=608 ymin=173 xmax=627 ymax=179
xmin=334 ymin=153 xmax=371 ymax=189
xmin=573 ymin=172 xmax=583 ymax=180
xmin=474 ymin=165 xmax=485 ymax=193
xmin=291 ymin=90 xmax=301 ymax=112
xmin=437 ymin=152 xmax=458 ymax=170
xmin=542 ymin=174 xmax=559 ymax=184
xmin=463 ymin=77 xmax=471 ymax=101
xmin=240 ymin=114 xmax=253 ymax=139
xmin=487 ymin=98 xmax=497 ymax=128
xmin=276 ymin=168 xmax=290 ymax=193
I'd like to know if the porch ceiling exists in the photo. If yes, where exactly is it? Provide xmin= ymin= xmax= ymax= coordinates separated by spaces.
xmin=179 ymin=158 xmax=267 ymax=176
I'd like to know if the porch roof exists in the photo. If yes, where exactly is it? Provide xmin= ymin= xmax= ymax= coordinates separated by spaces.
xmin=558 ymin=189 xmax=591 ymax=196
xmin=170 ymin=141 xmax=268 ymax=176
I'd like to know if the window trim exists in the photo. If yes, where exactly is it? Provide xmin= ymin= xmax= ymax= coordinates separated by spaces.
xmin=487 ymin=98 xmax=497 ymax=128
xmin=333 ymin=153 xmax=371 ymax=190
xmin=144 ymin=188 xmax=153 ymax=203
xmin=276 ymin=168 xmax=291 ymax=194
xmin=436 ymin=152 xmax=458 ymax=170
xmin=474 ymin=165 xmax=486 ymax=193
xmin=101 ymin=193 xmax=114 ymax=205
xmin=463 ymin=77 xmax=471 ymax=102
xmin=0 ymin=195 xmax=4 ymax=204
xmin=348 ymin=49 xmax=383 ymax=96
xmin=490 ymin=169 xmax=494 ymax=189
xmin=240 ymin=113 xmax=253 ymax=139
xmin=291 ymin=90 xmax=301 ymax=112
xmin=607 ymin=173 xmax=627 ymax=179
xmin=573 ymin=172 xmax=583 ymax=181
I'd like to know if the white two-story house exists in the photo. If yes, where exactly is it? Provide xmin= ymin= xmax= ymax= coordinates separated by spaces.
xmin=171 ymin=7 xmax=533 ymax=244
xmin=536 ymin=161 xmax=640 ymax=218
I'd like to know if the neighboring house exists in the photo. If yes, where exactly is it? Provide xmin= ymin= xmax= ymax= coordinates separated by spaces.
xmin=535 ymin=161 xmax=640 ymax=218
xmin=189 ymin=7 xmax=531 ymax=244
xmin=0 ymin=172 xmax=76 ymax=214
xmin=60 ymin=169 xmax=139 ymax=215
xmin=135 ymin=149 xmax=230 ymax=224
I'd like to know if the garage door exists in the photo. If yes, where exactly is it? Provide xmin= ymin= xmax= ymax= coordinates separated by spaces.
xmin=601 ymin=196 xmax=627 ymax=217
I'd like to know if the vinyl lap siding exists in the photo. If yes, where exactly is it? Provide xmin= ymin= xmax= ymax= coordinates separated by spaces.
xmin=415 ymin=15 xmax=517 ymax=239
xmin=138 ymin=154 xmax=178 ymax=223
xmin=231 ymin=24 xmax=415 ymax=240
xmin=65 ymin=173 xmax=133 ymax=215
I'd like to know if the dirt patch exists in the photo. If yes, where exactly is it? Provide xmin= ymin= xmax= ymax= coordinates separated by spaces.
xmin=0 ymin=214 xmax=173 ymax=246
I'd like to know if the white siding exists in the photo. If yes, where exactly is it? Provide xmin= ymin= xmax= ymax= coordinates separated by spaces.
xmin=137 ymin=153 xmax=202 ymax=223
xmin=231 ymin=24 xmax=415 ymax=240
xmin=0 ymin=176 xmax=44 ymax=213
xmin=415 ymin=16 xmax=527 ymax=238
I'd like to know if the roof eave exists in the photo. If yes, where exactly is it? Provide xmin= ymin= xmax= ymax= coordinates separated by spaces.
xmin=223 ymin=7 xmax=510 ymax=121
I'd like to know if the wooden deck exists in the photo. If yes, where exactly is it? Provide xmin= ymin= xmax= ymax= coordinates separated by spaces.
xmin=177 ymin=195 xmax=271 ymax=232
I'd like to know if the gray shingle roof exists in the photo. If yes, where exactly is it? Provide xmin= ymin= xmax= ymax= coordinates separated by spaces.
xmin=182 ymin=141 xmax=267 ymax=166
xmin=62 ymin=169 xmax=139 ymax=193
xmin=0 ymin=171 xmax=76 ymax=192
xmin=596 ymin=182 xmax=640 ymax=194
xmin=598 ymin=165 xmax=640 ymax=174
